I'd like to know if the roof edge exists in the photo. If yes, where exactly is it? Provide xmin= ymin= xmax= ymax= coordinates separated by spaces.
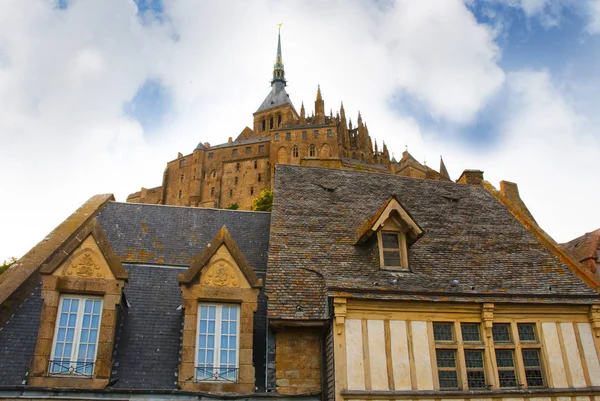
xmin=39 ymin=219 xmax=129 ymax=281
xmin=0 ymin=194 xmax=114 ymax=324
xmin=482 ymin=181 xmax=600 ymax=292
xmin=179 ymin=225 xmax=263 ymax=288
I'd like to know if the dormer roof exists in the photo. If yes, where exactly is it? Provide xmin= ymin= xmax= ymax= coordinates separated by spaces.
xmin=356 ymin=196 xmax=423 ymax=245
xmin=179 ymin=225 xmax=262 ymax=288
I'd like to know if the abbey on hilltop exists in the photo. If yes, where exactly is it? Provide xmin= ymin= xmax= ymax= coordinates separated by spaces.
xmin=127 ymin=29 xmax=452 ymax=209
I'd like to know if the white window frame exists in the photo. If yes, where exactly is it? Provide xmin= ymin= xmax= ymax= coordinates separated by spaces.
xmin=195 ymin=303 xmax=241 ymax=383
xmin=49 ymin=295 xmax=103 ymax=377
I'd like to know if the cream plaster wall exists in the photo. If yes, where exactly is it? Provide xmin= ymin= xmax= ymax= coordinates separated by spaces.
xmin=411 ymin=321 xmax=434 ymax=390
xmin=389 ymin=320 xmax=411 ymax=390
xmin=578 ymin=323 xmax=600 ymax=386
xmin=541 ymin=322 xmax=568 ymax=387
xmin=367 ymin=320 xmax=388 ymax=390
xmin=345 ymin=319 xmax=365 ymax=390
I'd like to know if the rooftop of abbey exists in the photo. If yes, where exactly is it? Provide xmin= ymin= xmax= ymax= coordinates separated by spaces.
xmin=127 ymin=28 xmax=456 ymax=210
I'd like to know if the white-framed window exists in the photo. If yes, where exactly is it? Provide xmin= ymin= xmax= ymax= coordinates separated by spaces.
xmin=196 ymin=304 xmax=240 ymax=382
xmin=49 ymin=295 xmax=103 ymax=377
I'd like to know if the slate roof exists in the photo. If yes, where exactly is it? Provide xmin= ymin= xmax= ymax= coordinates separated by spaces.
xmin=562 ymin=228 xmax=600 ymax=265
xmin=96 ymin=202 xmax=271 ymax=269
xmin=256 ymin=82 xmax=296 ymax=113
xmin=267 ymin=165 xmax=599 ymax=320
xmin=0 ymin=202 xmax=271 ymax=391
xmin=207 ymin=136 xmax=270 ymax=151
xmin=111 ymin=264 xmax=183 ymax=389
xmin=0 ymin=285 xmax=42 ymax=386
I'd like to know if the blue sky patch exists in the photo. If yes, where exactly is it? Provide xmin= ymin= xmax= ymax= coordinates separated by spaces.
xmin=123 ymin=79 xmax=172 ymax=134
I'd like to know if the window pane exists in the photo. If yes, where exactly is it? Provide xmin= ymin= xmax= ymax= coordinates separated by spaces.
xmin=433 ymin=323 xmax=454 ymax=341
xmin=467 ymin=370 xmax=486 ymax=388
xmin=495 ymin=350 xmax=515 ymax=367
xmin=464 ymin=350 xmax=484 ymax=368
xmin=496 ymin=349 xmax=518 ymax=388
xmin=436 ymin=349 xmax=456 ymax=368
xmin=383 ymin=251 xmax=401 ymax=267
xmin=523 ymin=349 xmax=544 ymax=387
xmin=438 ymin=370 xmax=458 ymax=389
xmin=461 ymin=324 xmax=481 ymax=342
xmin=498 ymin=369 xmax=518 ymax=387
xmin=465 ymin=350 xmax=486 ymax=388
xmin=518 ymin=323 xmax=537 ymax=341
xmin=492 ymin=324 xmax=512 ymax=343
xmin=382 ymin=233 xmax=399 ymax=248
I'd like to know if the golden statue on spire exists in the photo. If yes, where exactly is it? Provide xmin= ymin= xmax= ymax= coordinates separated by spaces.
xmin=277 ymin=23 xmax=283 ymax=30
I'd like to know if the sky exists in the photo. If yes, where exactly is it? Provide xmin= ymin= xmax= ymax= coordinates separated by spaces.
xmin=1 ymin=0 xmax=599 ymax=261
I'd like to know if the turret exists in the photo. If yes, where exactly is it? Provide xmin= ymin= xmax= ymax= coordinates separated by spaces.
xmin=300 ymin=102 xmax=306 ymax=124
xmin=315 ymin=85 xmax=325 ymax=124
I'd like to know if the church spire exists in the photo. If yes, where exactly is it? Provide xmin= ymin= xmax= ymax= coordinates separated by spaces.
xmin=272 ymin=24 xmax=286 ymax=85
xmin=440 ymin=156 xmax=450 ymax=180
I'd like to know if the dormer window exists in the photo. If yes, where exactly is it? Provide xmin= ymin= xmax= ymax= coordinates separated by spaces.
xmin=356 ymin=196 xmax=423 ymax=271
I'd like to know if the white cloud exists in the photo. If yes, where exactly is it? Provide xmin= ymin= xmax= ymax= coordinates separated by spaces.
xmin=379 ymin=1 xmax=505 ymax=124
xmin=431 ymin=70 xmax=600 ymax=242
xmin=0 ymin=0 xmax=598 ymax=260
xmin=587 ymin=0 xmax=600 ymax=34
xmin=482 ymin=0 xmax=565 ymax=27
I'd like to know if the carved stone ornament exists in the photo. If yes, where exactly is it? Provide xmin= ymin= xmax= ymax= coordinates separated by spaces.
xmin=201 ymin=260 xmax=239 ymax=287
xmin=333 ymin=298 xmax=347 ymax=335
xmin=481 ymin=303 xmax=494 ymax=338
xmin=65 ymin=249 xmax=104 ymax=278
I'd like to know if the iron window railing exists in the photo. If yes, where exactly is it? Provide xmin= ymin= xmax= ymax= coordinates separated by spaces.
xmin=48 ymin=359 xmax=95 ymax=377
xmin=195 ymin=366 xmax=238 ymax=382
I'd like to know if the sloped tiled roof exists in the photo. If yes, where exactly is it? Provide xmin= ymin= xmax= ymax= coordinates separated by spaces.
xmin=111 ymin=264 xmax=183 ymax=389
xmin=267 ymin=165 xmax=599 ymax=320
xmin=562 ymin=228 xmax=600 ymax=264
xmin=96 ymin=202 xmax=271 ymax=269
xmin=0 ymin=285 xmax=42 ymax=386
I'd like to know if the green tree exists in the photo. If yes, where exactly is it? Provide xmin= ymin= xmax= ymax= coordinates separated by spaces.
xmin=225 ymin=202 xmax=240 ymax=210
xmin=0 ymin=257 xmax=17 ymax=275
xmin=251 ymin=189 xmax=273 ymax=212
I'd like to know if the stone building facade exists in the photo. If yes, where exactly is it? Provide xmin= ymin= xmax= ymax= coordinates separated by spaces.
xmin=127 ymin=30 xmax=450 ymax=210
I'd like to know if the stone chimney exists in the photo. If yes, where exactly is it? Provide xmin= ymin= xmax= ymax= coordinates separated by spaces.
xmin=177 ymin=152 xmax=183 ymax=158
xmin=457 ymin=169 xmax=484 ymax=185
xmin=228 ymin=137 xmax=233 ymax=143
xmin=500 ymin=180 xmax=537 ymax=222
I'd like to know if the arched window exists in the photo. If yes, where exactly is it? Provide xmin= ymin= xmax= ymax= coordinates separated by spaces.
xmin=261 ymin=119 xmax=266 ymax=131
xmin=211 ymin=170 xmax=216 ymax=178
xmin=270 ymin=117 xmax=274 ymax=129
xmin=309 ymin=145 xmax=316 ymax=157
xmin=277 ymin=114 xmax=282 ymax=126
xmin=292 ymin=146 xmax=299 ymax=158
